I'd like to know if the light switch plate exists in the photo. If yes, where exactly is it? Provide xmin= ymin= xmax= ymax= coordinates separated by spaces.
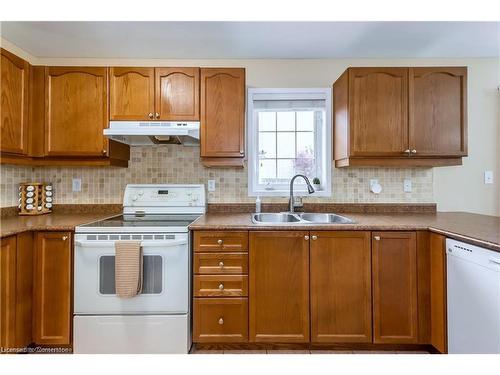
xmin=207 ymin=179 xmax=216 ymax=192
xmin=403 ymin=179 xmax=412 ymax=192
xmin=484 ymin=171 xmax=494 ymax=184
xmin=72 ymin=178 xmax=82 ymax=192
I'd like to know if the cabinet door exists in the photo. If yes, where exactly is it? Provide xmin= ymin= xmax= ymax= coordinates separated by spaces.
xmin=200 ymin=68 xmax=245 ymax=158
xmin=155 ymin=67 xmax=200 ymax=121
xmin=372 ymin=231 xmax=418 ymax=343
xmin=1 ymin=49 xmax=29 ymax=155
xmin=109 ymin=67 xmax=155 ymax=120
xmin=310 ymin=231 xmax=372 ymax=343
xmin=0 ymin=236 xmax=17 ymax=348
xmin=349 ymin=67 xmax=409 ymax=157
xmin=409 ymin=67 xmax=467 ymax=157
xmin=15 ymin=232 xmax=33 ymax=348
xmin=249 ymin=231 xmax=309 ymax=342
xmin=34 ymin=232 xmax=72 ymax=345
xmin=45 ymin=67 xmax=108 ymax=156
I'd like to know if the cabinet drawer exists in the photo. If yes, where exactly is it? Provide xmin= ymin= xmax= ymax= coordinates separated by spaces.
xmin=194 ymin=253 xmax=248 ymax=274
xmin=193 ymin=298 xmax=248 ymax=342
xmin=194 ymin=231 xmax=248 ymax=252
xmin=194 ymin=275 xmax=248 ymax=297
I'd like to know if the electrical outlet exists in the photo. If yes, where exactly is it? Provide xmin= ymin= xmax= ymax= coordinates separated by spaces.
xmin=484 ymin=171 xmax=494 ymax=184
xmin=72 ymin=178 xmax=82 ymax=192
xmin=207 ymin=179 xmax=216 ymax=192
xmin=403 ymin=179 xmax=412 ymax=192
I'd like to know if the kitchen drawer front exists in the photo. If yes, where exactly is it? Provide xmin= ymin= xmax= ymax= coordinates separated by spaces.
xmin=194 ymin=275 xmax=248 ymax=297
xmin=194 ymin=252 xmax=248 ymax=275
xmin=194 ymin=231 xmax=248 ymax=252
xmin=193 ymin=298 xmax=248 ymax=342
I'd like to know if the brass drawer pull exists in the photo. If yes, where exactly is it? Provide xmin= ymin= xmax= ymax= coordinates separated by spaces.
xmin=219 ymin=261 xmax=224 ymax=268
xmin=311 ymin=235 xmax=318 ymax=241
xmin=218 ymin=317 xmax=224 ymax=325
xmin=217 ymin=239 xmax=223 ymax=245
xmin=218 ymin=283 xmax=224 ymax=291
xmin=374 ymin=236 xmax=381 ymax=241
xmin=304 ymin=235 xmax=309 ymax=241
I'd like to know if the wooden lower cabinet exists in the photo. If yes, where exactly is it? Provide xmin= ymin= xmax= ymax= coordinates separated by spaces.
xmin=0 ymin=232 xmax=33 ymax=350
xmin=33 ymin=231 xmax=72 ymax=346
xmin=193 ymin=298 xmax=248 ymax=343
xmin=430 ymin=233 xmax=447 ymax=353
xmin=372 ymin=231 xmax=418 ymax=343
xmin=249 ymin=231 xmax=309 ymax=343
xmin=310 ymin=231 xmax=372 ymax=342
xmin=0 ymin=236 xmax=17 ymax=348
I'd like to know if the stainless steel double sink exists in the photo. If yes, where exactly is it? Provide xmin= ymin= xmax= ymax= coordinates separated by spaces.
xmin=252 ymin=212 xmax=355 ymax=225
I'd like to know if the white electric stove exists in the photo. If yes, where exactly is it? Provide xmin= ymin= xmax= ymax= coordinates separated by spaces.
xmin=73 ymin=184 xmax=205 ymax=354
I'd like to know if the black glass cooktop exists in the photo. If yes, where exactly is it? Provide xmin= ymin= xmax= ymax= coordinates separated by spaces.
xmin=80 ymin=214 xmax=200 ymax=228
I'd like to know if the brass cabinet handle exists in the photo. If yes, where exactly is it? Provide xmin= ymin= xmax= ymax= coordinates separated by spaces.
xmin=219 ymin=261 xmax=224 ymax=268
xmin=311 ymin=235 xmax=318 ymax=241
xmin=304 ymin=235 xmax=310 ymax=241
xmin=217 ymin=239 xmax=223 ymax=245
xmin=62 ymin=236 xmax=68 ymax=241
xmin=411 ymin=149 xmax=417 ymax=154
xmin=102 ymin=149 xmax=107 ymax=155
xmin=374 ymin=236 xmax=381 ymax=241
xmin=404 ymin=149 xmax=411 ymax=155
xmin=155 ymin=112 xmax=160 ymax=119
xmin=218 ymin=283 xmax=224 ymax=290
xmin=218 ymin=318 xmax=224 ymax=325
xmin=148 ymin=113 xmax=154 ymax=119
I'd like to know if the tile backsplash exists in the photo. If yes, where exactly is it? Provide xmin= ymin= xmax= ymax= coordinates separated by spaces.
xmin=0 ymin=146 xmax=433 ymax=207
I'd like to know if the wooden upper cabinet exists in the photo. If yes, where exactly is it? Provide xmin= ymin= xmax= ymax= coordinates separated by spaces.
xmin=333 ymin=66 xmax=467 ymax=167
xmin=310 ymin=231 xmax=372 ymax=343
xmin=45 ymin=67 xmax=108 ymax=157
xmin=372 ymin=231 xmax=418 ymax=344
xmin=109 ymin=67 xmax=155 ymax=120
xmin=249 ymin=231 xmax=309 ymax=343
xmin=349 ymin=67 xmax=409 ymax=157
xmin=409 ymin=67 xmax=467 ymax=157
xmin=1 ymin=48 xmax=29 ymax=155
xmin=155 ymin=67 xmax=199 ymax=121
xmin=200 ymin=68 xmax=245 ymax=165
xmin=33 ymin=231 xmax=72 ymax=346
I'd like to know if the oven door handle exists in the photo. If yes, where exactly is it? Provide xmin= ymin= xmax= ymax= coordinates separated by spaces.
xmin=74 ymin=239 xmax=188 ymax=248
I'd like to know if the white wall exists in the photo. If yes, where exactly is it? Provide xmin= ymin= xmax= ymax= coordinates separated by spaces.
xmin=2 ymin=38 xmax=499 ymax=215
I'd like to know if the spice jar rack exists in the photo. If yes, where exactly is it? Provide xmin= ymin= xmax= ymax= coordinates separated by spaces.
xmin=18 ymin=182 xmax=53 ymax=215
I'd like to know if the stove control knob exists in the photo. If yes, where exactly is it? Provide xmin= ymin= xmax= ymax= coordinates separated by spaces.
xmin=132 ymin=195 xmax=138 ymax=201
xmin=138 ymin=190 xmax=144 ymax=196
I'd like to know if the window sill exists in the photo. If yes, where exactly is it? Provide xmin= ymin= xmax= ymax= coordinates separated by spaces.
xmin=248 ymin=189 xmax=332 ymax=198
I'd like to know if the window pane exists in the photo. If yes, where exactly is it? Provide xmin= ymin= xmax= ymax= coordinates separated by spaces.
xmin=296 ymin=132 xmax=314 ymax=156
xmin=293 ymin=154 xmax=316 ymax=178
xmin=277 ymin=111 xmax=295 ymax=131
xmin=258 ymin=159 xmax=276 ymax=184
xmin=258 ymin=132 xmax=276 ymax=159
xmin=277 ymin=132 xmax=295 ymax=158
xmin=296 ymin=111 xmax=315 ymax=131
xmin=258 ymin=111 xmax=276 ymax=131
xmin=277 ymin=159 xmax=295 ymax=180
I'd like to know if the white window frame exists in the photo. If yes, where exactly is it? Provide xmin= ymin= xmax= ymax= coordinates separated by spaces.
xmin=247 ymin=87 xmax=332 ymax=197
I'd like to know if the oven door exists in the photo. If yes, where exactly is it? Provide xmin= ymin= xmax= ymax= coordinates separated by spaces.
xmin=74 ymin=234 xmax=189 ymax=314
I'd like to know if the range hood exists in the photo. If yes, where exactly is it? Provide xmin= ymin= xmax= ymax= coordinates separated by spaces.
xmin=104 ymin=121 xmax=200 ymax=146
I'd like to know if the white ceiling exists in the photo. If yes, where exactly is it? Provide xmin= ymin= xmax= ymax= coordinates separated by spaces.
xmin=1 ymin=21 xmax=499 ymax=59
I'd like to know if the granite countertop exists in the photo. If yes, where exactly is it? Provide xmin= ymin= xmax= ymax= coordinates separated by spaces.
xmin=0 ymin=211 xmax=119 ymax=238
xmin=189 ymin=212 xmax=500 ymax=252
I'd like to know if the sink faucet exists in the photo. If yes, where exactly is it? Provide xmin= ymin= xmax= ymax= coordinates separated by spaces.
xmin=289 ymin=174 xmax=315 ymax=213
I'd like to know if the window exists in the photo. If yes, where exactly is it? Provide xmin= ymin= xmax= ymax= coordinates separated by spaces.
xmin=247 ymin=88 xmax=332 ymax=197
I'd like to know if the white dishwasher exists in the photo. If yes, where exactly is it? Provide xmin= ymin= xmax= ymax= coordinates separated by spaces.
xmin=446 ymin=238 xmax=500 ymax=354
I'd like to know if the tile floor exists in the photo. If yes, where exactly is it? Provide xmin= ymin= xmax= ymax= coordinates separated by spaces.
xmin=190 ymin=348 xmax=430 ymax=354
